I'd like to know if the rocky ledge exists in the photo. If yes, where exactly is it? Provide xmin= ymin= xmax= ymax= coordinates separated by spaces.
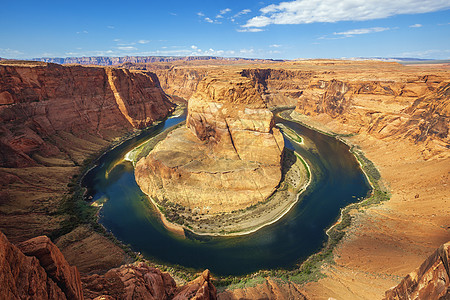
xmin=384 ymin=241 xmax=450 ymax=299
xmin=0 ymin=230 xmax=217 ymax=299
xmin=135 ymin=72 xmax=285 ymax=230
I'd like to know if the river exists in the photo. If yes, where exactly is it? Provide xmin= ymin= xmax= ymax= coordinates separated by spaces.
xmin=82 ymin=109 xmax=370 ymax=276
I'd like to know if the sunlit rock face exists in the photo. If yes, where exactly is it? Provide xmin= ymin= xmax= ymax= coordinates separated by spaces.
xmin=0 ymin=61 xmax=174 ymax=168
xmin=384 ymin=241 xmax=450 ymax=300
xmin=135 ymin=73 xmax=284 ymax=213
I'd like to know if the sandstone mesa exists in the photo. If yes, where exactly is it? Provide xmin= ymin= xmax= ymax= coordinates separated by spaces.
xmin=135 ymin=72 xmax=284 ymax=214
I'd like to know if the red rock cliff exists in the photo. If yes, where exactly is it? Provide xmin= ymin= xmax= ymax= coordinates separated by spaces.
xmin=0 ymin=230 xmax=83 ymax=299
xmin=384 ymin=241 xmax=450 ymax=299
xmin=0 ymin=61 xmax=174 ymax=244
xmin=0 ymin=230 xmax=217 ymax=300
xmin=0 ymin=61 xmax=174 ymax=168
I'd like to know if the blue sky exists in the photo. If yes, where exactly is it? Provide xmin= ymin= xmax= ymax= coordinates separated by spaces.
xmin=1 ymin=0 xmax=449 ymax=60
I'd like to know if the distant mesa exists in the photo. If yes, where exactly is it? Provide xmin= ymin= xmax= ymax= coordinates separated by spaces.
xmin=30 ymin=55 xmax=285 ymax=66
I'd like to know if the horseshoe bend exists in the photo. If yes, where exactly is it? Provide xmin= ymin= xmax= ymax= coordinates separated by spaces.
xmin=0 ymin=58 xmax=449 ymax=299
xmin=133 ymin=72 xmax=314 ymax=235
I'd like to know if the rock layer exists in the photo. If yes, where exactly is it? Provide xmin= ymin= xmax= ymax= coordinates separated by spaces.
xmin=83 ymin=264 xmax=217 ymax=300
xmin=135 ymin=72 xmax=284 ymax=213
xmin=0 ymin=61 xmax=174 ymax=168
xmin=17 ymin=235 xmax=84 ymax=300
xmin=0 ymin=61 xmax=174 ymax=249
xmin=384 ymin=241 xmax=450 ymax=299
xmin=0 ymin=230 xmax=217 ymax=300
xmin=0 ymin=230 xmax=83 ymax=299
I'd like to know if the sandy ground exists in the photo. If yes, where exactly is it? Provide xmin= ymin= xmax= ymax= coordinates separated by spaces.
xmin=294 ymin=114 xmax=450 ymax=299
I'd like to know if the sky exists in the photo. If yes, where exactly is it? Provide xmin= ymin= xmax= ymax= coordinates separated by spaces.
xmin=1 ymin=0 xmax=450 ymax=60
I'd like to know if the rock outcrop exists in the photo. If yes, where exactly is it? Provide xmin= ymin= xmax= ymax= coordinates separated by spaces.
xmin=135 ymin=72 xmax=284 ymax=213
xmin=0 ymin=61 xmax=174 ymax=168
xmin=0 ymin=230 xmax=83 ymax=299
xmin=17 ymin=235 xmax=84 ymax=300
xmin=295 ymin=75 xmax=450 ymax=150
xmin=0 ymin=61 xmax=174 ymax=244
xmin=0 ymin=230 xmax=217 ymax=300
xmin=384 ymin=241 xmax=450 ymax=299
xmin=218 ymin=278 xmax=308 ymax=299
xmin=83 ymin=264 xmax=216 ymax=300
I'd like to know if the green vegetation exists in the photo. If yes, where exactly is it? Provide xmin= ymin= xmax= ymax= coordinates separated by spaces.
xmin=252 ymin=109 xmax=391 ymax=285
xmin=278 ymin=123 xmax=303 ymax=144
xmin=49 ymin=156 xmax=100 ymax=240
xmin=216 ymin=274 xmax=266 ymax=289
xmin=127 ymin=121 xmax=185 ymax=164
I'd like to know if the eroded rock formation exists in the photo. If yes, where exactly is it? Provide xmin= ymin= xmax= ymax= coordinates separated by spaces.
xmin=135 ymin=72 xmax=284 ymax=213
xmin=294 ymin=74 xmax=450 ymax=150
xmin=0 ymin=61 xmax=174 ymax=168
xmin=83 ymin=264 xmax=216 ymax=300
xmin=0 ymin=230 xmax=217 ymax=300
xmin=0 ymin=231 xmax=83 ymax=299
xmin=0 ymin=61 xmax=174 ymax=247
xmin=384 ymin=241 xmax=450 ymax=299
xmin=218 ymin=278 xmax=308 ymax=299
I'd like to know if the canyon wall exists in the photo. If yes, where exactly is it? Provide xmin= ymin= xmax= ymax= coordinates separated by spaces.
xmin=0 ymin=230 xmax=83 ymax=299
xmin=135 ymin=71 xmax=284 ymax=213
xmin=0 ymin=61 xmax=174 ymax=168
xmin=0 ymin=61 xmax=174 ymax=246
xmin=0 ymin=230 xmax=217 ymax=300
xmin=154 ymin=67 xmax=208 ymax=100
xmin=293 ymin=75 xmax=449 ymax=155
xmin=384 ymin=241 xmax=450 ymax=299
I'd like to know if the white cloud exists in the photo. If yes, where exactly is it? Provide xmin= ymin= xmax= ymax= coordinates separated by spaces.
xmin=197 ymin=12 xmax=205 ymax=17
xmin=191 ymin=45 xmax=198 ymax=49
xmin=117 ymin=46 xmax=137 ymax=51
xmin=240 ymin=48 xmax=255 ymax=54
xmin=237 ymin=28 xmax=264 ymax=32
xmin=107 ymin=25 xmax=115 ymax=29
xmin=138 ymin=40 xmax=150 ymax=44
xmin=270 ymin=44 xmax=282 ymax=48
xmin=243 ymin=0 xmax=450 ymax=27
xmin=216 ymin=8 xmax=232 ymax=19
xmin=400 ymin=49 xmax=450 ymax=58
xmin=0 ymin=48 xmax=24 ymax=57
xmin=220 ymin=8 xmax=232 ymax=15
xmin=234 ymin=9 xmax=251 ymax=18
xmin=334 ymin=27 xmax=391 ymax=36
xmin=204 ymin=17 xmax=214 ymax=23
xmin=231 ymin=9 xmax=252 ymax=22
xmin=409 ymin=23 xmax=423 ymax=28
